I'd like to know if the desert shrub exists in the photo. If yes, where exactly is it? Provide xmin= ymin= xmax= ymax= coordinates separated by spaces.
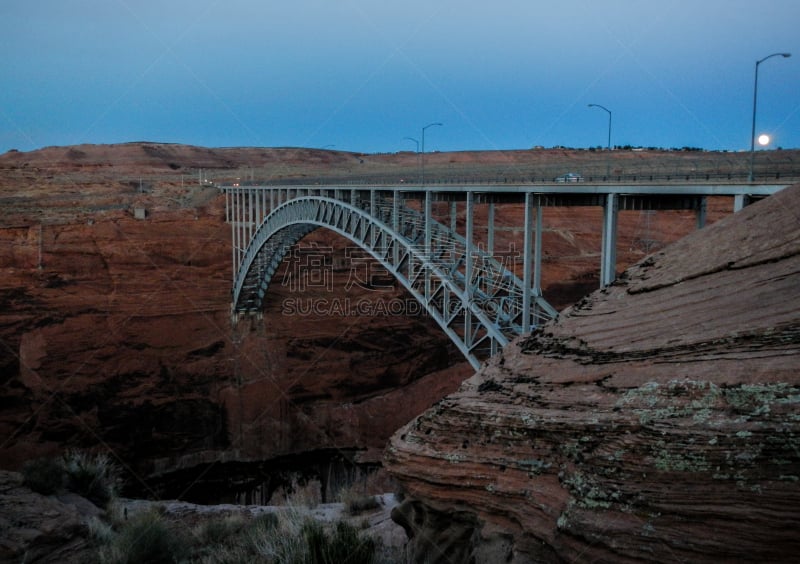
xmin=270 ymin=478 xmax=322 ymax=508
xmin=21 ymin=456 xmax=65 ymax=495
xmin=193 ymin=545 xmax=255 ymax=564
xmin=343 ymin=493 xmax=381 ymax=516
xmin=190 ymin=514 xmax=251 ymax=563
xmin=87 ymin=516 xmax=117 ymax=545
xmin=21 ymin=450 xmax=122 ymax=504
xmin=61 ymin=450 xmax=122 ymax=506
xmin=249 ymin=508 xmax=307 ymax=563
xmin=245 ymin=511 xmax=279 ymax=536
xmin=338 ymin=483 xmax=382 ymax=516
xmin=93 ymin=502 xmax=377 ymax=564
xmin=196 ymin=514 xmax=245 ymax=544
xmin=96 ymin=510 xmax=189 ymax=564
xmin=303 ymin=519 xmax=376 ymax=564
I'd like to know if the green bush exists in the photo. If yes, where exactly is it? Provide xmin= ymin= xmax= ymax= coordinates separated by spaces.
xmin=21 ymin=456 xmax=65 ymax=495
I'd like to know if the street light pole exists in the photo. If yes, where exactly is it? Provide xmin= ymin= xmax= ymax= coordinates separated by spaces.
xmin=588 ymin=104 xmax=612 ymax=150
xmin=404 ymin=137 xmax=420 ymax=184
xmin=421 ymin=122 xmax=443 ymax=186
xmin=749 ymin=52 xmax=791 ymax=182
xmin=588 ymin=104 xmax=612 ymax=177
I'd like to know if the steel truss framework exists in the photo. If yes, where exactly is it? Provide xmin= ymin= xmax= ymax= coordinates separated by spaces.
xmin=230 ymin=193 xmax=557 ymax=368
xmin=225 ymin=182 xmax=786 ymax=369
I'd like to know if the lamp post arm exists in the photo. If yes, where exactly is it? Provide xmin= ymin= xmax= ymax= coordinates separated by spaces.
xmin=403 ymin=137 xmax=419 ymax=152
xmin=588 ymin=104 xmax=612 ymax=150
xmin=748 ymin=53 xmax=791 ymax=182
xmin=420 ymin=122 xmax=443 ymax=186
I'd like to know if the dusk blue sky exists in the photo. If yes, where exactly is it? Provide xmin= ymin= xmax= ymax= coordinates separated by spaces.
xmin=2 ymin=0 xmax=798 ymax=154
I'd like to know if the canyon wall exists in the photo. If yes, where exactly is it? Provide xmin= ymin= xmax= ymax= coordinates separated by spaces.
xmin=0 ymin=143 xmax=756 ymax=502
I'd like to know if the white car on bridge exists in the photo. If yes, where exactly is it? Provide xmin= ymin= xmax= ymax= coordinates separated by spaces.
xmin=555 ymin=172 xmax=584 ymax=183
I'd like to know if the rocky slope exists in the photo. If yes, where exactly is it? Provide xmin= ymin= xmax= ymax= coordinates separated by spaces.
xmin=0 ymin=468 xmax=406 ymax=563
xmin=385 ymin=184 xmax=800 ymax=562
xmin=0 ymin=471 xmax=99 ymax=563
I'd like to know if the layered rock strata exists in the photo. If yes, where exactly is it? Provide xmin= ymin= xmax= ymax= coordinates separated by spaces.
xmin=385 ymin=185 xmax=800 ymax=562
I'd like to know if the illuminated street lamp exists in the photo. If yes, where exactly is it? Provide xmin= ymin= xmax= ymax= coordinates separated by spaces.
xmin=749 ymin=52 xmax=791 ymax=182
xmin=421 ymin=122 xmax=443 ymax=186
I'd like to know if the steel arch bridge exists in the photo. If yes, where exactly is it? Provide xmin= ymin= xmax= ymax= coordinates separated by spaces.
xmin=230 ymin=192 xmax=557 ymax=369
xmin=224 ymin=182 xmax=787 ymax=369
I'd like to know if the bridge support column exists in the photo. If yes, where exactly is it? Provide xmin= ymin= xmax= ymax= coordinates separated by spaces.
xmin=226 ymin=189 xmax=234 ymax=282
xmin=696 ymin=196 xmax=707 ymax=229
xmin=487 ymin=202 xmax=495 ymax=256
xmin=233 ymin=188 xmax=241 ymax=276
xmin=523 ymin=193 xmax=542 ymax=333
xmin=240 ymin=188 xmax=247 ymax=269
xmin=601 ymin=193 xmax=619 ymax=287
xmin=424 ymin=191 xmax=432 ymax=300
xmin=369 ymin=190 xmax=377 ymax=246
xmin=465 ymin=192 xmax=474 ymax=343
xmin=248 ymin=189 xmax=254 ymax=245
xmin=734 ymin=194 xmax=751 ymax=212
xmin=255 ymin=189 xmax=261 ymax=226
xmin=393 ymin=190 xmax=400 ymax=265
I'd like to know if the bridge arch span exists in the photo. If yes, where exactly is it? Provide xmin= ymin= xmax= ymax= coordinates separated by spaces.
xmin=233 ymin=196 xmax=552 ymax=369
xmin=226 ymin=182 xmax=790 ymax=368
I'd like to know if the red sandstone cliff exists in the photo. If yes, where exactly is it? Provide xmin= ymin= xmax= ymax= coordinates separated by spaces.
xmin=0 ymin=143 xmax=780 ymax=502
xmin=0 ymin=143 xmax=471 ymax=499
xmin=385 ymin=185 xmax=800 ymax=562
